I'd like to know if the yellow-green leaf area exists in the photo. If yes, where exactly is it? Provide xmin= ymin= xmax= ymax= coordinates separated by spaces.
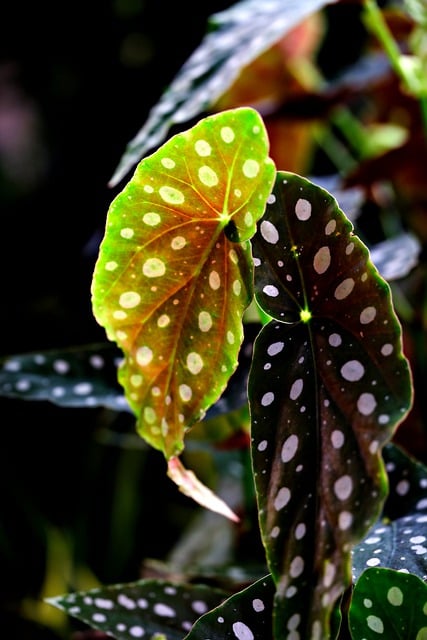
xmin=91 ymin=107 xmax=275 ymax=458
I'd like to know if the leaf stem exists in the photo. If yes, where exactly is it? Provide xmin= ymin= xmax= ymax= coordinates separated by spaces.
xmin=363 ymin=0 xmax=427 ymax=138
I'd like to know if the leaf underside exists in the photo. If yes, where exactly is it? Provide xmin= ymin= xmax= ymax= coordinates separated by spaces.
xmin=92 ymin=107 xmax=275 ymax=460
xmin=248 ymin=171 xmax=413 ymax=638
xmin=0 ymin=344 xmax=128 ymax=411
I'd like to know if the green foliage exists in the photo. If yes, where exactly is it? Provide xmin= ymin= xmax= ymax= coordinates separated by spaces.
xmin=3 ymin=0 xmax=427 ymax=638
xmin=349 ymin=567 xmax=427 ymax=639
xmin=249 ymin=171 xmax=412 ymax=637
xmin=47 ymin=579 xmax=229 ymax=640
xmin=47 ymin=109 xmax=414 ymax=639
xmin=92 ymin=107 xmax=275 ymax=461
xmin=45 ymin=445 xmax=427 ymax=639
xmin=108 ymin=0 xmax=335 ymax=187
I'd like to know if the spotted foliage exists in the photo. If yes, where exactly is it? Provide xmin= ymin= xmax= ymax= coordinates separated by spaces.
xmin=248 ymin=172 xmax=413 ymax=638
xmin=45 ymin=446 xmax=427 ymax=640
xmin=186 ymin=574 xmax=275 ymax=639
xmin=109 ymin=0 xmax=334 ymax=187
xmin=92 ymin=107 xmax=275 ymax=460
xmin=0 ymin=325 xmax=258 ymax=423
xmin=0 ymin=344 xmax=128 ymax=411
xmin=349 ymin=567 xmax=427 ymax=639
xmin=352 ymin=443 xmax=427 ymax=581
xmin=47 ymin=579 xmax=228 ymax=640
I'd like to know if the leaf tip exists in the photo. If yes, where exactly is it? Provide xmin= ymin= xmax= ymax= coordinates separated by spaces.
xmin=167 ymin=456 xmax=240 ymax=522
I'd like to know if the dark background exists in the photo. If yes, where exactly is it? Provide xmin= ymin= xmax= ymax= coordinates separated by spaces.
xmin=0 ymin=2 xmax=368 ymax=638
xmin=0 ymin=0 xmax=240 ymax=356
xmin=1 ymin=3 xmax=239 ymax=638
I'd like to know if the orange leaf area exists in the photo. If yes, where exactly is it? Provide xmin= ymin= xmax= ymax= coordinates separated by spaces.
xmin=167 ymin=456 xmax=240 ymax=522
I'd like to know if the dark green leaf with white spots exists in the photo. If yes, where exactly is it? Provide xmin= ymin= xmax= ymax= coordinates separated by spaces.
xmin=310 ymin=177 xmax=420 ymax=281
xmin=0 ymin=324 xmax=256 ymax=421
xmin=0 ymin=344 xmax=129 ymax=412
xmin=352 ymin=443 xmax=427 ymax=581
xmin=383 ymin=443 xmax=427 ymax=517
xmin=349 ymin=567 xmax=427 ymax=639
xmin=92 ymin=107 xmax=275 ymax=461
xmin=248 ymin=172 xmax=413 ymax=638
xmin=185 ymin=574 xmax=275 ymax=639
xmin=109 ymin=0 xmax=336 ymax=187
xmin=46 ymin=579 xmax=228 ymax=640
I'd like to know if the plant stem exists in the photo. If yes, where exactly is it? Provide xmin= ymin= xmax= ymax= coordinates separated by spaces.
xmin=363 ymin=0 xmax=427 ymax=138
xmin=363 ymin=0 xmax=404 ymax=77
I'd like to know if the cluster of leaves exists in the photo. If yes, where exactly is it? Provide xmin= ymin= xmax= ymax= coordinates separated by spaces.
xmin=2 ymin=0 xmax=427 ymax=638
xmin=46 ymin=468 xmax=427 ymax=640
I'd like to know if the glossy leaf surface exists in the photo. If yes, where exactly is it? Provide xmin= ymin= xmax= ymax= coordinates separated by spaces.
xmin=248 ymin=172 xmax=413 ymax=638
xmin=0 ymin=344 xmax=128 ymax=412
xmin=186 ymin=574 xmax=274 ymax=639
xmin=47 ymin=579 xmax=228 ymax=640
xmin=349 ymin=567 xmax=427 ymax=639
xmin=109 ymin=0 xmax=335 ymax=186
xmin=92 ymin=107 xmax=275 ymax=460
xmin=352 ymin=443 xmax=427 ymax=581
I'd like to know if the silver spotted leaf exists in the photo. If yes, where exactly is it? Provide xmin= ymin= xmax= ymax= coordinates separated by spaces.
xmin=369 ymin=232 xmax=421 ymax=281
xmin=185 ymin=574 xmax=274 ymax=639
xmin=352 ymin=443 xmax=427 ymax=581
xmin=248 ymin=171 xmax=413 ymax=638
xmin=46 ymin=579 xmax=228 ymax=640
xmin=349 ymin=567 xmax=427 ymax=639
xmin=0 ymin=323 xmax=258 ymax=420
xmin=0 ymin=344 xmax=129 ymax=412
xmin=109 ymin=0 xmax=336 ymax=187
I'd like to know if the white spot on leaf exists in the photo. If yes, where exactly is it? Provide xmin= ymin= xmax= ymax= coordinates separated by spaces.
xmin=357 ymin=392 xmax=377 ymax=416
xmin=281 ymin=434 xmax=299 ymax=463
xmin=341 ymin=360 xmax=365 ymax=381
xmin=313 ymin=246 xmax=331 ymax=274
xmin=334 ymin=278 xmax=355 ymax=300
xmin=260 ymin=220 xmax=279 ymax=244
xmin=295 ymin=198 xmax=312 ymax=220
xmin=119 ymin=291 xmax=141 ymax=308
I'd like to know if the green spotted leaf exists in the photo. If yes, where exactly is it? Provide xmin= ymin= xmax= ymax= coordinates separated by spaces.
xmin=349 ymin=567 xmax=427 ymax=639
xmin=352 ymin=443 xmax=427 ymax=581
xmin=248 ymin=171 xmax=413 ymax=638
xmin=92 ymin=107 xmax=275 ymax=462
xmin=0 ymin=344 xmax=128 ymax=412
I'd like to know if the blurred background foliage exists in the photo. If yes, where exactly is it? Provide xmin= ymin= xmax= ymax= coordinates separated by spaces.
xmin=1 ymin=0 xmax=427 ymax=638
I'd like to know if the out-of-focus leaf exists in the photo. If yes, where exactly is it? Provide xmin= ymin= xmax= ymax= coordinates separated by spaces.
xmin=109 ymin=0 xmax=336 ymax=187
xmin=369 ymin=232 xmax=421 ymax=281
xmin=0 ymin=344 xmax=129 ymax=412
xmin=249 ymin=171 xmax=413 ymax=638
xmin=308 ymin=174 xmax=365 ymax=222
xmin=349 ymin=567 xmax=427 ymax=639
xmin=46 ymin=579 xmax=228 ymax=640
xmin=352 ymin=443 xmax=427 ymax=581
xmin=0 ymin=325 xmax=256 ymax=427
